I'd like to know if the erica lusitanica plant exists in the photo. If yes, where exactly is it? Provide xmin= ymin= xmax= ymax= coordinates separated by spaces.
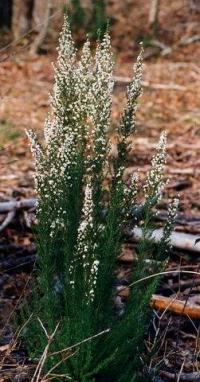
xmin=23 ymin=16 xmax=178 ymax=382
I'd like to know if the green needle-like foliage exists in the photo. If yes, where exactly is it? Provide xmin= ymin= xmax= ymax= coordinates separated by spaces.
xmin=67 ymin=0 xmax=107 ymax=40
xmin=68 ymin=0 xmax=86 ymax=30
xmin=22 ymin=16 xmax=178 ymax=382
xmin=91 ymin=0 xmax=107 ymax=39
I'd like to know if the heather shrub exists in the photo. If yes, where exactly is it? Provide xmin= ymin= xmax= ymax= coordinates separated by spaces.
xmin=23 ymin=16 xmax=177 ymax=382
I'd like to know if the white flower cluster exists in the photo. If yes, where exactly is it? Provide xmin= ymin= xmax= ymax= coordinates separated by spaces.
xmin=49 ymin=16 xmax=113 ymax=178
xmin=28 ymin=15 xmax=114 ymax=177
xmin=122 ymin=173 xmax=139 ymax=223
xmin=26 ymin=129 xmax=44 ymax=194
xmin=76 ymin=40 xmax=93 ymax=118
xmin=28 ymin=117 xmax=78 ymax=237
xmin=164 ymin=197 xmax=179 ymax=239
xmin=144 ymin=131 xmax=167 ymax=200
xmin=169 ymin=197 xmax=179 ymax=216
xmin=91 ymin=33 xmax=114 ymax=165
xmin=77 ymin=181 xmax=94 ymax=259
xmin=120 ymin=46 xmax=143 ymax=137
xmin=89 ymin=259 xmax=100 ymax=300
xmin=44 ymin=117 xmax=57 ymax=145
xmin=26 ymin=16 xmax=117 ymax=294
xmin=124 ymin=172 xmax=139 ymax=204
xmin=68 ymin=181 xmax=94 ymax=288
xmin=74 ymin=180 xmax=99 ymax=302
xmin=51 ymin=15 xmax=76 ymax=127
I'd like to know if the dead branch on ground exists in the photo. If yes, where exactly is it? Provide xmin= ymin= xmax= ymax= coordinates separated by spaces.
xmin=0 ymin=198 xmax=35 ymax=213
xmin=151 ymin=294 xmax=200 ymax=319
xmin=114 ymin=76 xmax=186 ymax=91
xmin=127 ymin=227 xmax=200 ymax=253
xmin=160 ymin=369 xmax=200 ymax=381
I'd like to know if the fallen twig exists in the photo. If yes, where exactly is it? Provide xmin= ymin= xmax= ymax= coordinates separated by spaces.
xmin=151 ymin=294 xmax=200 ymax=319
xmin=160 ymin=369 xmax=200 ymax=381
xmin=31 ymin=320 xmax=60 ymax=382
xmin=128 ymin=165 xmax=200 ymax=176
xmin=0 ymin=210 xmax=15 ymax=232
xmin=180 ymin=34 xmax=200 ymax=46
xmin=127 ymin=227 xmax=200 ymax=253
xmin=118 ymin=286 xmax=200 ymax=318
xmin=162 ymin=278 xmax=200 ymax=292
xmin=156 ymin=211 xmax=200 ymax=226
xmin=0 ymin=198 xmax=36 ymax=213
xmin=114 ymin=76 xmax=186 ymax=91
xmin=151 ymin=40 xmax=171 ymax=56
xmin=1 ymin=198 xmax=200 ymax=253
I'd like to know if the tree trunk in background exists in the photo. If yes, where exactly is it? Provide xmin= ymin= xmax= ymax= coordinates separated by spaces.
xmin=148 ymin=0 xmax=160 ymax=33
xmin=30 ymin=0 xmax=52 ymax=54
xmin=32 ymin=0 xmax=48 ymax=32
xmin=32 ymin=0 xmax=66 ymax=30
xmin=12 ymin=0 xmax=34 ymax=39
xmin=31 ymin=0 xmax=66 ymax=51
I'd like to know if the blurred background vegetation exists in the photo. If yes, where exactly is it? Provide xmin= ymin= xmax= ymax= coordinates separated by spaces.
xmin=0 ymin=0 xmax=200 ymax=192
xmin=1 ymin=0 xmax=199 ymax=55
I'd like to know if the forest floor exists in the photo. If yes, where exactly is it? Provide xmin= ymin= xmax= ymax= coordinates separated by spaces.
xmin=0 ymin=0 xmax=200 ymax=380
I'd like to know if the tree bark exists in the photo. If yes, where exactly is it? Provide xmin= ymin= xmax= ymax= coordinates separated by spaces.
xmin=12 ymin=0 xmax=34 ymax=39
xmin=148 ymin=0 xmax=160 ymax=32
xmin=32 ymin=0 xmax=48 ymax=32
xmin=30 ymin=0 xmax=52 ymax=54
